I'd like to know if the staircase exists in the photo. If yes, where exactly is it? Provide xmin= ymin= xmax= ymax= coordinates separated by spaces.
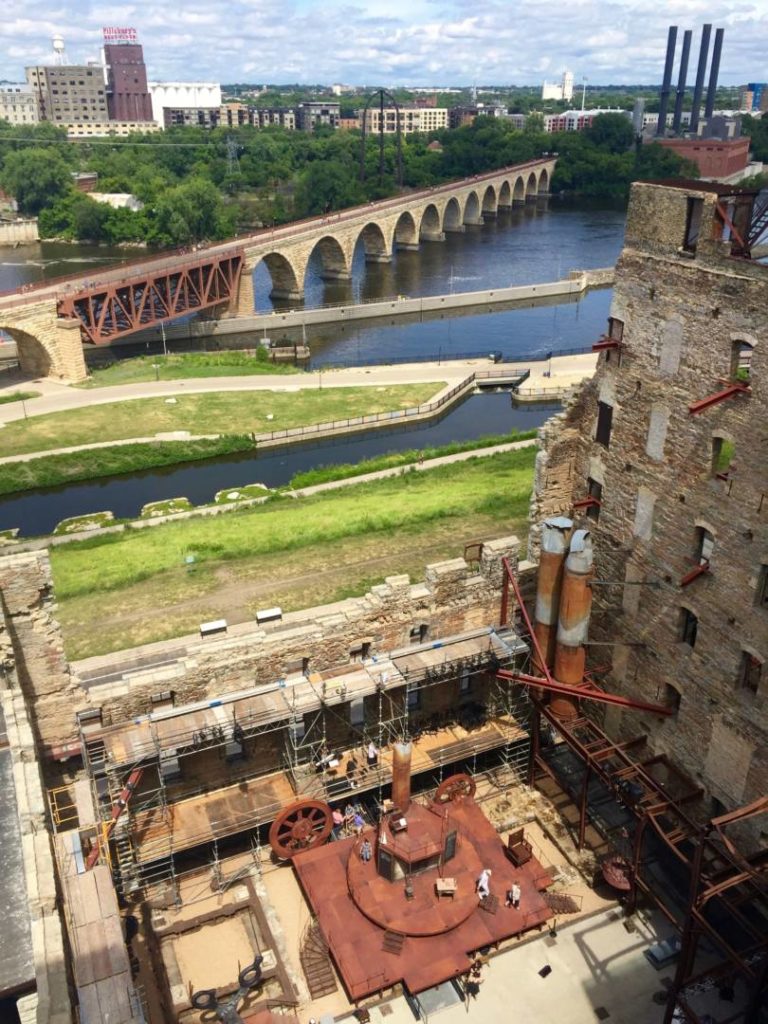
xmin=381 ymin=931 xmax=405 ymax=956
xmin=113 ymin=820 xmax=141 ymax=896
xmin=299 ymin=921 xmax=338 ymax=999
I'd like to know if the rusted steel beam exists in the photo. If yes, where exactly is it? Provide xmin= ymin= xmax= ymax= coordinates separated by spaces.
xmin=497 ymin=670 xmax=675 ymax=715
xmin=592 ymin=336 xmax=622 ymax=352
xmin=553 ymin=529 xmax=594 ymax=720
xmin=533 ymin=517 xmax=572 ymax=677
xmin=688 ymin=383 xmax=750 ymax=415
xmin=680 ymin=562 xmax=710 ymax=587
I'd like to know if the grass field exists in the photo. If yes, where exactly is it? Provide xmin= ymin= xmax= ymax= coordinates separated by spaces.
xmin=0 ymin=383 xmax=441 ymax=458
xmin=52 ymin=447 xmax=535 ymax=659
xmin=80 ymin=351 xmax=300 ymax=388
xmin=0 ymin=390 xmax=40 ymax=405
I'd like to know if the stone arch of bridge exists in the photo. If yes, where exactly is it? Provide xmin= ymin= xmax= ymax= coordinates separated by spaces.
xmin=513 ymin=177 xmax=526 ymax=204
xmin=1 ymin=325 xmax=53 ymax=377
xmin=307 ymin=234 xmax=352 ymax=281
xmin=482 ymin=185 xmax=498 ymax=216
xmin=538 ymin=167 xmax=550 ymax=194
xmin=0 ymin=316 xmax=86 ymax=382
xmin=525 ymin=172 xmax=538 ymax=199
xmin=418 ymin=203 xmax=443 ymax=241
xmin=463 ymin=190 xmax=482 ymax=225
xmin=393 ymin=211 xmax=418 ymax=250
xmin=355 ymin=221 xmax=391 ymax=262
xmin=498 ymin=180 xmax=512 ymax=207
xmin=258 ymin=250 xmax=304 ymax=302
xmin=442 ymin=196 xmax=463 ymax=233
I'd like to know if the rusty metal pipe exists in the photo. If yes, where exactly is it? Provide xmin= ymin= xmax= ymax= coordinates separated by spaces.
xmin=391 ymin=742 xmax=412 ymax=811
xmin=553 ymin=529 xmax=593 ymax=720
xmin=533 ymin=517 xmax=572 ymax=676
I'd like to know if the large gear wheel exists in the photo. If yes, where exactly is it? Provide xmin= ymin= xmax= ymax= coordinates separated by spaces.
xmin=433 ymin=773 xmax=476 ymax=805
xmin=269 ymin=799 xmax=334 ymax=859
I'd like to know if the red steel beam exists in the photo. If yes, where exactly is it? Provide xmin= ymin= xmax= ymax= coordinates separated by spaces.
xmin=497 ymin=669 xmax=675 ymax=715
xmin=592 ymin=336 xmax=622 ymax=352
xmin=680 ymin=562 xmax=710 ymax=587
xmin=688 ymin=383 xmax=750 ymax=415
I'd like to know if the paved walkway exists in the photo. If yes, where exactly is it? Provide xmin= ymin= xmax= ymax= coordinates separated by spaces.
xmin=0 ymin=353 xmax=597 ymax=426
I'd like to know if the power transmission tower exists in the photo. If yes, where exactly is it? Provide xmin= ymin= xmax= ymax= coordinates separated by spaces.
xmin=359 ymin=89 xmax=403 ymax=188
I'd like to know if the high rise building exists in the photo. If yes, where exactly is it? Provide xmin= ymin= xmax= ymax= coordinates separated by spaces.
xmin=102 ymin=27 xmax=152 ymax=122
xmin=0 ymin=85 xmax=40 ymax=125
xmin=542 ymin=70 xmax=574 ymax=102
xmin=26 ymin=63 xmax=108 ymax=123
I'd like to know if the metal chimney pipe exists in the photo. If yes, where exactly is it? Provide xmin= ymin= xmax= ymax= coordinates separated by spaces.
xmin=672 ymin=30 xmax=692 ymax=133
xmin=552 ymin=530 xmax=593 ymax=721
xmin=704 ymin=28 xmax=724 ymax=119
xmin=656 ymin=26 xmax=678 ymax=137
xmin=533 ymin=517 xmax=572 ymax=677
xmin=391 ymin=742 xmax=412 ymax=811
xmin=690 ymin=23 xmax=712 ymax=135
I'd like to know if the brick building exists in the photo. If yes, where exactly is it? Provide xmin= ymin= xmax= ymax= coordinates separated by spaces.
xmin=656 ymin=136 xmax=751 ymax=179
xmin=532 ymin=179 xmax=767 ymax=844
xmin=103 ymin=41 xmax=152 ymax=122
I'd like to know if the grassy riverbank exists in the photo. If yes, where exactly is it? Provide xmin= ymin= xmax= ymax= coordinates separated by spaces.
xmin=0 ymin=383 xmax=441 ymax=459
xmin=79 ymin=351 xmax=300 ymax=388
xmin=0 ymin=436 xmax=255 ymax=497
xmin=53 ymin=447 xmax=535 ymax=659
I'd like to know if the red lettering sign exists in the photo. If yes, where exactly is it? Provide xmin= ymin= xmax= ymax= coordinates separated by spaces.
xmin=102 ymin=27 xmax=138 ymax=43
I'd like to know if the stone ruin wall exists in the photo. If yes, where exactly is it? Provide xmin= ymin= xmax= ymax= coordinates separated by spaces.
xmin=0 ymin=537 xmax=521 ymax=747
xmin=530 ymin=182 xmax=768 ymax=846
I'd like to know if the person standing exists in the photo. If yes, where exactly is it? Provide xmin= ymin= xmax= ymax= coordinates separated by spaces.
xmin=510 ymin=881 xmax=521 ymax=909
xmin=360 ymin=838 xmax=373 ymax=862
xmin=476 ymin=868 xmax=492 ymax=900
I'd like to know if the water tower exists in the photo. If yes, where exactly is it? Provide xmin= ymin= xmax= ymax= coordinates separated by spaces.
xmin=52 ymin=35 xmax=68 ymax=65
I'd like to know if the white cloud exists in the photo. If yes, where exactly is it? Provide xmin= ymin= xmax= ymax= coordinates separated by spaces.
xmin=0 ymin=0 xmax=765 ymax=86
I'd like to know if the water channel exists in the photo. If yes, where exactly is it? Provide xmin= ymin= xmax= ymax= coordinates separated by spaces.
xmin=0 ymin=198 xmax=627 ymax=536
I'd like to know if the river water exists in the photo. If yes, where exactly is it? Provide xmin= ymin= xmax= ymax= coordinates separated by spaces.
xmin=0 ymin=198 xmax=626 ymax=536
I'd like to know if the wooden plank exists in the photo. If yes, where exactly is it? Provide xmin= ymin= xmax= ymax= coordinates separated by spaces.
xmin=76 ymin=870 xmax=102 ymax=926
xmin=74 ymin=778 xmax=97 ymax=827
xmin=77 ymin=982 xmax=101 ymax=1024
xmin=93 ymin=866 xmax=119 ymax=923
xmin=103 ymin=913 xmax=130 ymax=976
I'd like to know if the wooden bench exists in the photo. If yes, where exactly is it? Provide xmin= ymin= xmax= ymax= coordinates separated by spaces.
xmin=435 ymin=877 xmax=457 ymax=899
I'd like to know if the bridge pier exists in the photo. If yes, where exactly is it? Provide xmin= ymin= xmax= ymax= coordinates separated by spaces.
xmin=512 ymin=199 xmax=526 ymax=207
xmin=269 ymin=288 xmax=304 ymax=304
xmin=236 ymin=269 xmax=255 ymax=316
xmin=396 ymin=242 xmax=420 ymax=252
xmin=420 ymin=231 xmax=445 ymax=242
xmin=443 ymin=224 xmax=466 ymax=234
xmin=364 ymin=253 xmax=392 ymax=263
xmin=497 ymin=203 xmax=512 ymax=211
xmin=319 ymin=269 xmax=353 ymax=280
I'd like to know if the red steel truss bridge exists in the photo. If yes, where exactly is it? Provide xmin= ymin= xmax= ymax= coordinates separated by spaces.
xmin=56 ymin=250 xmax=244 ymax=344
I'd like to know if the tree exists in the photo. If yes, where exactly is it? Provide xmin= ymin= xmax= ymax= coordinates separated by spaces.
xmin=294 ymin=160 xmax=364 ymax=216
xmin=148 ymin=177 xmax=235 ymax=247
xmin=585 ymin=113 xmax=635 ymax=153
xmin=0 ymin=147 xmax=72 ymax=215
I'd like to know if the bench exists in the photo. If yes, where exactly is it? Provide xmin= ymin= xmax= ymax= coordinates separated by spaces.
xmin=504 ymin=828 xmax=533 ymax=866
xmin=435 ymin=877 xmax=457 ymax=899
xmin=256 ymin=606 xmax=282 ymax=625
xmin=200 ymin=618 xmax=227 ymax=638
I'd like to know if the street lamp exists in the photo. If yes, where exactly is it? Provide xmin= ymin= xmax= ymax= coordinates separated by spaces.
xmin=152 ymin=363 xmax=160 ymax=382
xmin=160 ymin=320 xmax=167 ymax=358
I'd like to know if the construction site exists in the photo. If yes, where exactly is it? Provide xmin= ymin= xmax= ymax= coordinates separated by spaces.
xmin=0 ymin=175 xmax=766 ymax=1024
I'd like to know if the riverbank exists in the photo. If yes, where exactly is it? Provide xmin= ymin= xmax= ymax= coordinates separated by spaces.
xmin=49 ymin=446 xmax=536 ymax=659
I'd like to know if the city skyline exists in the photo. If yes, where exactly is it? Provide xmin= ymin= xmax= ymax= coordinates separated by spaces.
xmin=1 ymin=0 xmax=766 ymax=88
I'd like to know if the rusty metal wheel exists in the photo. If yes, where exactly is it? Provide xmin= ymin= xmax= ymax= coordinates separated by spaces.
xmin=433 ymin=773 xmax=476 ymax=805
xmin=269 ymin=799 xmax=334 ymax=859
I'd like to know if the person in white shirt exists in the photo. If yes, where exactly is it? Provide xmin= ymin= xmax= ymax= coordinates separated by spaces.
xmin=476 ymin=868 xmax=492 ymax=900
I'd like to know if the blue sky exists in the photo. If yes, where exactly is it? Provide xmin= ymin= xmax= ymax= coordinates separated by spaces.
xmin=1 ymin=1 xmax=766 ymax=88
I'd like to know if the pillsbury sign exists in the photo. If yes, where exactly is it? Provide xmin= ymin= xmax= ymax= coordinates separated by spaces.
xmin=102 ymin=27 xmax=138 ymax=43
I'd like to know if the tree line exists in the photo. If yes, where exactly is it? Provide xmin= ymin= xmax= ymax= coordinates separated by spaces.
xmin=0 ymin=113 xmax=698 ymax=247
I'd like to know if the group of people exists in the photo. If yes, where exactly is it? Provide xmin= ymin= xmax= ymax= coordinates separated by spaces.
xmin=331 ymin=803 xmax=366 ymax=838
xmin=476 ymin=867 xmax=522 ymax=910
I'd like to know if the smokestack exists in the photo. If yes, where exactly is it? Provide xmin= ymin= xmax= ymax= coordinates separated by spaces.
xmin=656 ymin=25 xmax=678 ymax=137
xmin=533 ymin=517 xmax=572 ymax=676
xmin=690 ymin=23 xmax=712 ymax=135
xmin=552 ymin=530 xmax=593 ymax=721
xmin=672 ymin=29 xmax=692 ymax=133
xmin=704 ymin=28 xmax=724 ymax=119
xmin=391 ymin=742 xmax=412 ymax=811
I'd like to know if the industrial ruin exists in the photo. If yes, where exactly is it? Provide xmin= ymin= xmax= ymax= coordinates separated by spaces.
xmin=0 ymin=176 xmax=766 ymax=1024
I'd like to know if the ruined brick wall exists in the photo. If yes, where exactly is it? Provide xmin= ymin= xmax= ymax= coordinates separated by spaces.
xmin=531 ymin=182 xmax=768 ymax=842
xmin=0 ymin=537 xmax=520 ymax=745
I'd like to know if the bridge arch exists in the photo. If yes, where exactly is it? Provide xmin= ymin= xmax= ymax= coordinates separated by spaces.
xmin=526 ymin=172 xmax=538 ymax=200
xmin=419 ymin=204 xmax=443 ymax=241
xmin=308 ymin=235 xmax=351 ymax=281
xmin=394 ymin=211 xmax=418 ymax=249
xmin=259 ymin=251 xmax=303 ymax=302
xmin=538 ymin=168 xmax=550 ymax=194
xmin=513 ymin=177 xmax=526 ymax=205
xmin=443 ymin=197 xmax=463 ymax=232
xmin=482 ymin=185 xmax=498 ymax=217
xmin=0 ymin=317 xmax=87 ymax=381
xmin=356 ymin=222 xmax=390 ymax=262
xmin=498 ymin=180 xmax=512 ymax=208
xmin=463 ymin=191 xmax=481 ymax=224
xmin=1 ymin=326 xmax=53 ymax=377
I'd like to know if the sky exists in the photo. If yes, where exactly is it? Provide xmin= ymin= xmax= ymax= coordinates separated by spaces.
xmin=1 ymin=1 xmax=767 ymax=88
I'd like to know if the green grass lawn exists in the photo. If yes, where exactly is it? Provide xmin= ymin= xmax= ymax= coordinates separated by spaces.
xmin=79 ymin=351 xmax=300 ymax=388
xmin=0 ymin=383 xmax=441 ymax=458
xmin=0 ymin=390 xmax=40 ymax=406
xmin=52 ymin=448 xmax=535 ymax=658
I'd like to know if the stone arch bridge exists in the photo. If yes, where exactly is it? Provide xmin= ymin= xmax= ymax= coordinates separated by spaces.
xmin=0 ymin=158 xmax=555 ymax=381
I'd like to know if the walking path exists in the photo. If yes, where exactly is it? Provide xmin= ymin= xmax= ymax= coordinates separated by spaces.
xmin=0 ymin=352 xmax=596 ymax=426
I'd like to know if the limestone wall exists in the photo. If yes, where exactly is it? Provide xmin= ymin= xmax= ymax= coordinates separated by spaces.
xmin=530 ymin=180 xmax=768 ymax=842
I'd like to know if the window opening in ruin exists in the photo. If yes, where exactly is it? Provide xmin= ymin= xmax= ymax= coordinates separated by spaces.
xmin=680 ymin=607 xmax=698 ymax=647
xmin=757 ymin=565 xmax=768 ymax=609
xmin=683 ymin=197 xmax=704 ymax=253
xmin=407 ymin=688 xmax=421 ymax=711
xmin=696 ymin=528 xmax=715 ymax=567
xmin=711 ymin=437 xmax=735 ymax=478
xmin=460 ymin=670 xmax=471 ymax=694
xmin=737 ymin=651 xmax=762 ymax=695
xmin=350 ymin=642 xmax=371 ymax=662
xmin=410 ymin=623 xmax=429 ymax=644
xmin=586 ymin=478 xmax=603 ymax=521
xmin=608 ymin=317 xmax=624 ymax=342
xmin=729 ymin=341 xmax=752 ymax=384
xmin=595 ymin=401 xmax=613 ymax=448
xmin=350 ymin=697 xmax=365 ymax=726
xmin=664 ymin=684 xmax=681 ymax=714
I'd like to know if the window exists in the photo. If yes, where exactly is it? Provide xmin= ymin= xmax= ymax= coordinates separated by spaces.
xmin=608 ymin=317 xmax=624 ymax=341
xmin=737 ymin=651 xmax=762 ymax=694
xmin=664 ymin=684 xmax=681 ymax=714
xmin=407 ymin=688 xmax=421 ymax=710
xmin=595 ymin=401 xmax=613 ymax=448
xmin=680 ymin=607 xmax=698 ymax=647
xmin=410 ymin=623 xmax=429 ymax=645
xmin=696 ymin=528 xmax=715 ymax=566
xmin=586 ymin=477 xmax=602 ymax=521
xmin=683 ymin=197 xmax=704 ymax=253
xmin=757 ymin=565 xmax=768 ymax=609
xmin=711 ymin=436 xmax=734 ymax=478
xmin=730 ymin=340 xmax=752 ymax=383
xmin=459 ymin=671 xmax=471 ymax=694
